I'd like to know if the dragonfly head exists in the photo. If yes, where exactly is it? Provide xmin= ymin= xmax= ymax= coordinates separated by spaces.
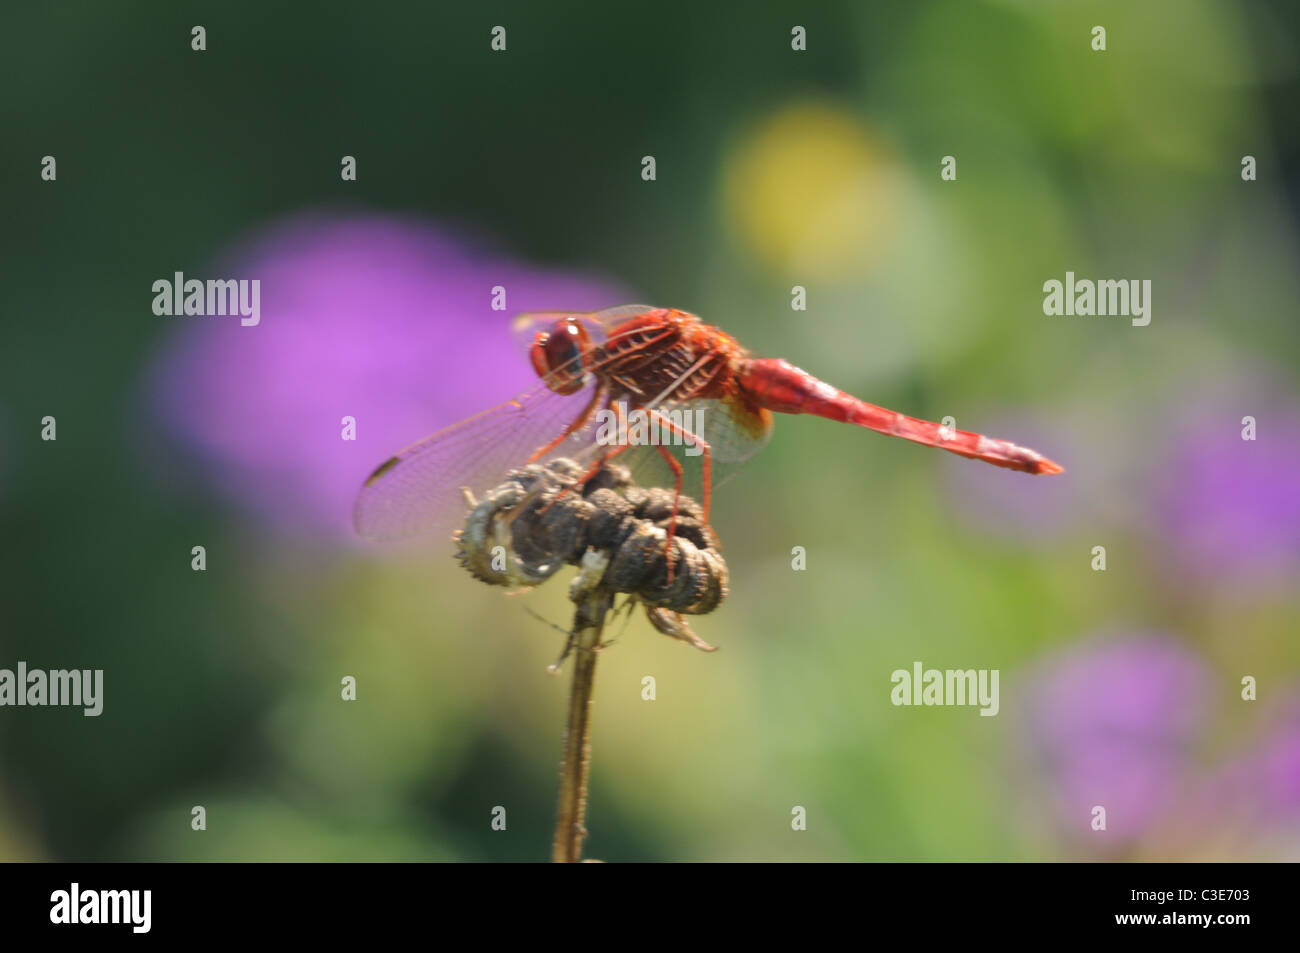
xmin=529 ymin=316 xmax=593 ymax=395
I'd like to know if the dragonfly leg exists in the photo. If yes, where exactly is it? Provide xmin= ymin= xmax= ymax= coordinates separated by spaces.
xmin=644 ymin=408 xmax=714 ymax=585
xmin=542 ymin=443 xmax=635 ymax=514
xmin=525 ymin=382 xmax=608 ymax=465
xmin=652 ymin=443 xmax=685 ymax=584
xmin=537 ymin=397 xmax=640 ymax=521
xmin=644 ymin=408 xmax=713 ymax=523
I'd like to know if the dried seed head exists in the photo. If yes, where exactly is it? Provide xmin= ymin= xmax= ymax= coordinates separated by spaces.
xmin=455 ymin=459 xmax=728 ymax=649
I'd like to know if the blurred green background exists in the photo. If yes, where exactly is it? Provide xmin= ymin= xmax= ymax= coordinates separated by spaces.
xmin=2 ymin=1 xmax=1299 ymax=861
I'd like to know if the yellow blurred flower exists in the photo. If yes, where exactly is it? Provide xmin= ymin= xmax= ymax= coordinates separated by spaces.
xmin=723 ymin=101 xmax=899 ymax=279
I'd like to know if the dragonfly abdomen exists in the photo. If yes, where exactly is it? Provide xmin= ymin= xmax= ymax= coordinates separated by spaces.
xmin=738 ymin=358 xmax=1063 ymax=475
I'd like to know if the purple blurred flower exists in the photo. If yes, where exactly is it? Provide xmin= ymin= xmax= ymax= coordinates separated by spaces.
xmin=1153 ymin=411 xmax=1300 ymax=588
xmin=1255 ymin=707 xmax=1300 ymax=817
xmin=1019 ymin=634 xmax=1211 ymax=846
xmin=145 ymin=211 xmax=627 ymax=540
xmin=1202 ymin=701 xmax=1300 ymax=825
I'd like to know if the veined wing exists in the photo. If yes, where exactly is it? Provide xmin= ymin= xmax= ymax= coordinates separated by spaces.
xmin=510 ymin=305 xmax=663 ymax=360
xmin=354 ymin=375 xmax=605 ymax=541
xmin=667 ymin=394 xmax=773 ymax=465
xmin=554 ymin=391 xmax=775 ymax=510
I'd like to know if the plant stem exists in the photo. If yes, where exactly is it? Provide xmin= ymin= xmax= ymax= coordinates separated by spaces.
xmin=552 ymin=587 xmax=612 ymax=863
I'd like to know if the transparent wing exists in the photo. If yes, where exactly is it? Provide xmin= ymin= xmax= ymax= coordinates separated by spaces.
xmin=570 ymin=392 xmax=776 ymax=508
xmin=353 ymin=376 xmax=604 ymax=541
xmin=586 ymin=304 xmax=666 ymax=332
xmin=509 ymin=305 xmax=662 ymax=361
xmin=672 ymin=394 xmax=774 ymax=465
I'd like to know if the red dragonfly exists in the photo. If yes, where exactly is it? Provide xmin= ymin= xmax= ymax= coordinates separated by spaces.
xmin=355 ymin=305 xmax=1062 ymax=542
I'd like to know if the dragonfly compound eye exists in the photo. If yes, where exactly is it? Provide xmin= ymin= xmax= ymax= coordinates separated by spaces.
xmin=532 ymin=318 xmax=591 ymax=395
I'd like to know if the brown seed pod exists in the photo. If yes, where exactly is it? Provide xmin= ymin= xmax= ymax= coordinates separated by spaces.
xmin=455 ymin=459 xmax=728 ymax=650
